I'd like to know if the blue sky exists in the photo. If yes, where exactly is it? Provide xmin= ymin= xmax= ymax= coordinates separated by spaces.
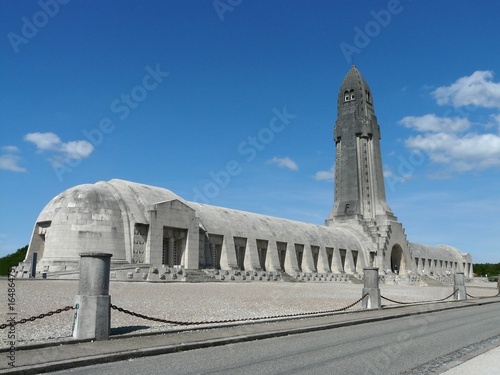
xmin=1 ymin=1 xmax=500 ymax=263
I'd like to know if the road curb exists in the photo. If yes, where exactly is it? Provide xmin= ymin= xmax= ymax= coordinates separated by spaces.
xmin=1 ymin=298 xmax=499 ymax=375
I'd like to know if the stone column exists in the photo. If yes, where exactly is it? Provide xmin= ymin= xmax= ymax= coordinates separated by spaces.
xmin=362 ymin=267 xmax=381 ymax=309
xmin=72 ymin=252 xmax=112 ymax=340
xmin=453 ymin=272 xmax=467 ymax=300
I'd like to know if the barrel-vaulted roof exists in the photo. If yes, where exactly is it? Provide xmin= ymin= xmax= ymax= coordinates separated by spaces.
xmin=409 ymin=243 xmax=471 ymax=262
xmin=37 ymin=179 xmax=372 ymax=253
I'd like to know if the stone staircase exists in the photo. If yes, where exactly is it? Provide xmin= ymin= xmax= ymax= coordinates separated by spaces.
xmin=280 ymin=273 xmax=299 ymax=282
xmin=420 ymin=275 xmax=447 ymax=287
xmin=183 ymin=269 xmax=221 ymax=283
xmin=349 ymin=275 xmax=364 ymax=284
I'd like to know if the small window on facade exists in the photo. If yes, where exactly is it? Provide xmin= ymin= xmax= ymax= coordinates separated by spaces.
xmin=345 ymin=95 xmax=349 ymax=101
xmin=351 ymin=94 xmax=355 ymax=100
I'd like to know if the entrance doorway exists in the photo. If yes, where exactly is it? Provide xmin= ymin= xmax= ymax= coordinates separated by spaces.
xmin=390 ymin=244 xmax=405 ymax=275
xmin=162 ymin=227 xmax=187 ymax=267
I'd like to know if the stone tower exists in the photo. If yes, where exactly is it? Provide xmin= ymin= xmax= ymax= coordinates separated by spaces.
xmin=327 ymin=66 xmax=395 ymax=226
xmin=326 ymin=66 xmax=410 ymax=271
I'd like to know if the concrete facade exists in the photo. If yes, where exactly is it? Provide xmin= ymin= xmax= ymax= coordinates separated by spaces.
xmin=19 ymin=67 xmax=473 ymax=281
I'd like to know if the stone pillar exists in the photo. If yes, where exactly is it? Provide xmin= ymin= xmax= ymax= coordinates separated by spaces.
xmin=362 ymin=267 xmax=381 ymax=309
xmin=496 ymin=275 xmax=500 ymax=295
xmin=453 ymin=272 xmax=467 ymax=300
xmin=72 ymin=252 xmax=112 ymax=340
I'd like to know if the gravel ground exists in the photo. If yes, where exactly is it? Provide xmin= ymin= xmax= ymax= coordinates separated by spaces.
xmin=0 ymin=279 xmax=497 ymax=348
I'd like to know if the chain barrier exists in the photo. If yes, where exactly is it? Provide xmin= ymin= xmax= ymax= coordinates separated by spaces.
xmin=466 ymin=291 xmax=500 ymax=299
xmin=0 ymin=305 xmax=75 ymax=330
xmin=1 ymin=288 xmax=493 ymax=332
xmin=381 ymin=289 xmax=458 ymax=305
xmin=111 ymin=293 xmax=369 ymax=327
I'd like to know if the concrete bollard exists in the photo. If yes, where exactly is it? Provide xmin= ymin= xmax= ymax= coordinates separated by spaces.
xmin=72 ymin=252 xmax=112 ymax=340
xmin=362 ymin=267 xmax=381 ymax=309
xmin=453 ymin=272 xmax=467 ymax=300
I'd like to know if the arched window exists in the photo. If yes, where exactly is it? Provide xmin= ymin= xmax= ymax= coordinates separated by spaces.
xmin=344 ymin=91 xmax=349 ymax=101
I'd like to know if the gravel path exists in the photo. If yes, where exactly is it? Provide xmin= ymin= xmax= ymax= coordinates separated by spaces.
xmin=0 ymin=279 xmax=497 ymax=348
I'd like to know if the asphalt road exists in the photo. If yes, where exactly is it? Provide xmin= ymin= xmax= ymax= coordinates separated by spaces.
xmin=53 ymin=303 xmax=500 ymax=375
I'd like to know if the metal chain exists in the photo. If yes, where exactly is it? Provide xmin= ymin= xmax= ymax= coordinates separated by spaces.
xmin=111 ymin=294 xmax=369 ymax=326
xmin=0 ymin=305 xmax=75 ymax=330
xmin=466 ymin=291 xmax=500 ymax=299
xmin=381 ymin=289 xmax=458 ymax=305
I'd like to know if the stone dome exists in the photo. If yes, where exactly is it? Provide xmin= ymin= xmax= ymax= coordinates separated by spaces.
xmin=31 ymin=179 xmax=183 ymax=264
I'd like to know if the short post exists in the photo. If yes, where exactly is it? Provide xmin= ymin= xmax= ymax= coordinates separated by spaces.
xmin=72 ymin=252 xmax=112 ymax=340
xmin=362 ymin=267 xmax=381 ymax=310
xmin=453 ymin=272 xmax=467 ymax=300
xmin=29 ymin=252 xmax=37 ymax=278
xmin=497 ymin=275 xmax=500 ymax=295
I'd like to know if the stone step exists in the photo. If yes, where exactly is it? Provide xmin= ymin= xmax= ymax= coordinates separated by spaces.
xmin=349 ymin=276 xmax=364 ymax=284
xmin=281 ymin=274 xmax=299 ymax=282
xmin=183 ymin=269 xmax=221 ymax=283
xmin=420 ymin=275 xmax=447 ymax=287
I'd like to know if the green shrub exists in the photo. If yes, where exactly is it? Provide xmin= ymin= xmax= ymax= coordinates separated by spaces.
xmin=473 ymin=263 xmax=500 ymax=278
xmin=0 ymin=245 xmax=28 ymax=276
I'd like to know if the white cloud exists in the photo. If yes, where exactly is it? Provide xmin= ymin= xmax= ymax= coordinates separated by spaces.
xmin=1 ymin=146 xmax=20 ymax=153
xmin=383 ymin=166 xmax=393 ymax=178
xmin=61 ymin=141 xmax=94 ymax=159
xmin=405 ymin=131 xmax=500 ymax=171
xmin=432 ymin=70 xmax=500 ymax=109
xmin=399 ymin=114 xmax=470 ymax=133
xmin=267 ymin=157 xmax=298 ymax=171
xmin=491 ymin=113 xmax=500 ymax=127
xmin=24 ymin=132 xmax=61 ymax=151
xmin=0 ymin=154 xmax=26 ymax=172
xmin=400 ymin=71 xmax=500 ymax=173
xmin=314 ymin=165 xmax=335 ymax=181
xmin=24 ymin=132 xmax=94 ymax=167
xmin=0 ymin=145 xmax=26 ymax=172
xmin=383 ymin=164 xmax=413 ymax=187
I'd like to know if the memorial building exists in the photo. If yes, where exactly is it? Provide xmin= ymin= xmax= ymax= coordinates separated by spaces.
xmin=19 ymin=67 xmax=473 ymax=281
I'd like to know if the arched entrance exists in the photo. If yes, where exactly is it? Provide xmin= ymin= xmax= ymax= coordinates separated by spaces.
xmin=390 ymin=244 xmax=405 ymax=275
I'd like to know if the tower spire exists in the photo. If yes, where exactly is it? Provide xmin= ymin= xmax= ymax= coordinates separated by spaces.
xmin=326 ymin=66 xmax=394 ymax=226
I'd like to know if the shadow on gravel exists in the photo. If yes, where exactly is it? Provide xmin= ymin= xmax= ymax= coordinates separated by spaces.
xmin=111 ymin=325 xmax=150 ymax=335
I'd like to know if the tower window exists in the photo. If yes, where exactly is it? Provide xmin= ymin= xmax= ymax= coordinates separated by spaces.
xmin=345 ymin=95 xmax=350 ymax=101
xmin=351 ymin=94 xmax=355 ymax=100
